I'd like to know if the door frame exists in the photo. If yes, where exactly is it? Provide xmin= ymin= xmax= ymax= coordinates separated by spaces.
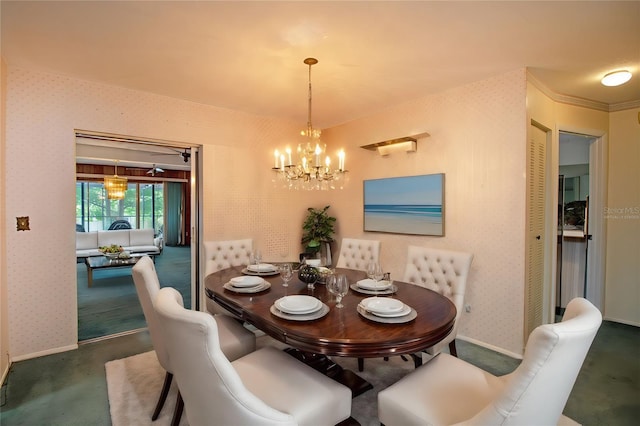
xmin=546 ymin=127 xmax=607 ymax=320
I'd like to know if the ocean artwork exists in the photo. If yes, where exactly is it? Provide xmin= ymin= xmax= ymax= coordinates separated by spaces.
xmin=363 ymin=174 xmax=444 ymax=236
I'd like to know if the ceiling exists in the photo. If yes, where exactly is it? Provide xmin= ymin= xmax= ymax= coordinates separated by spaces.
xmin=2 ymin=1 xmax=639 ymax=130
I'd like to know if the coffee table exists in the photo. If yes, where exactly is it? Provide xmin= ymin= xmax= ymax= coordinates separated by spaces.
xmin=84 ymin=254 xmax=152 ymax=287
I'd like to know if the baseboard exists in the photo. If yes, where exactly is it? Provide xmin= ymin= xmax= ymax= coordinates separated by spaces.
xmin=457 ymin=335 xmax=524 ymax=360
xmin=1 ymin=360 xmax=9 ymax=387
xmin=10 ymin=343 xmax=78 ymax=362
xmin=603 ymin=316 xmax=640 ymax=328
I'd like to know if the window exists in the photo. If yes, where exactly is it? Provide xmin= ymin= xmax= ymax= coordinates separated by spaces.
xmin=76 ymin=181 xmax=163 ymax=234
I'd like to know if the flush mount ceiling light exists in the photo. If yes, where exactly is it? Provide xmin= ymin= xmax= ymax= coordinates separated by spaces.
xmin=601 ymin=70 xmax=632 ymax=87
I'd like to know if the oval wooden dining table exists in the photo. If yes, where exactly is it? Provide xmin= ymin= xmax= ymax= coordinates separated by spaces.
xmin=204 ymin=266 xmax=456 ymax=358
xmin=205 ymin=265 xmax=456 ymax=397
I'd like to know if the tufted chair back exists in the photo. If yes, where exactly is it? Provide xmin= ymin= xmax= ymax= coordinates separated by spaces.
xmin=204 ymin=239 xmax=253 ymax=276
xmin=403 ymin=245 xmax=473 ymax=356
xmin=203 ymin=239 xmax=252 ymax=316
xmin=336 ymin=238 xmax=381 ymax=271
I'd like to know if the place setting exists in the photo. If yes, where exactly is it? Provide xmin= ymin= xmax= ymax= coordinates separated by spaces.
xmin=241 ymin=249 xmax=281 ymax=276
xmin=270 ymin=295 xmax=330 ymax=321
xmin=357 ymin=297 xmax=417 ymax=324
xmin=350 ymin=261 xmax=397 ymax=295
xmin=223 ymin=275 xmax=271 ymax=293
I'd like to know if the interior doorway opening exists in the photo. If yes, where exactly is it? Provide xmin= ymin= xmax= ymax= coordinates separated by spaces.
xmin=75 ymin=132 xmax=198 ymax=343
xmin=555 ymin=131 xmax=600 ymax=319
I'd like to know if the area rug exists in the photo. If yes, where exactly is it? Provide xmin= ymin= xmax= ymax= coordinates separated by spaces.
xmin=106 ymin=337 xmax=415 ymax=426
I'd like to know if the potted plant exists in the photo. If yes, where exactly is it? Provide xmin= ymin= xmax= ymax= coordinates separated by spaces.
xmin=301 ymin=205 xmax=336 ymax=263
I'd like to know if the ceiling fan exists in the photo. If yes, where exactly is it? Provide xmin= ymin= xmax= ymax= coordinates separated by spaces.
xmin=147 ymin=164 xmax=164 ymax=176
xmin=152 ymin=148 xmax=191 ymax=163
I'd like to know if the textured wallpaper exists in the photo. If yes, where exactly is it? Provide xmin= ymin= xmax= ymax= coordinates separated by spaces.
xmin=5 ymin=67 xmax=528 ymax=359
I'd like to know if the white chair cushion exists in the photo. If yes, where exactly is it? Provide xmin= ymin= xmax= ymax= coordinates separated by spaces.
xmin=379 ymin=353 xmax=504 ymax=425
xmin=97 ymin=229 xmax=130 ymax=247
xmin=76 ymin=231 xmax=98 ymax=250
xmin=233 ymin=346 xmax=352 ymax=426
xmin=214 ymin=314 xmax=256 ymax=361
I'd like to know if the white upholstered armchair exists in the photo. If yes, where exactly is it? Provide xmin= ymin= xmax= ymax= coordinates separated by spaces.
xmin=403 ymin=245 xmax=473 ymax=361
xmin=203 ymin=238 xmax=252 ymax=315
xmin=132 ymin=256 xmax=256 ymax=425
xmin=336 ymin=238 xmax=381 ymax=271
xmin=378 ymin=297 xmax=602 ymax=426
xmin=154 ymin=287 xmax=352 ymax=426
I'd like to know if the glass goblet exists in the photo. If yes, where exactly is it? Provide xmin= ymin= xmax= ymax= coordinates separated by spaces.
xmin=280 ymin=263 xmax=293 ymax=287
xmin=334 ymin=274 xmax=349 ymax=309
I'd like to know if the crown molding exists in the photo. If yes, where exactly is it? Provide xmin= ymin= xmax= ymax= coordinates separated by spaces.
xmin=526 ymin=71 xmax=639 ymax=113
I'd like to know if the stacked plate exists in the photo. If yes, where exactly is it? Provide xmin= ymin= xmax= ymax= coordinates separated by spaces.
xmin=351 ymin=278 xmax=397 ymax=295
xmin=223 ymin=276 xmax=270 ymax=293
xmin=357 ymin=297 xmax=416 ymax=323
xmin=271 ymin=295 xmax=329 ymax=321
xmin=243 ymin=263 xmax=279 ymax=276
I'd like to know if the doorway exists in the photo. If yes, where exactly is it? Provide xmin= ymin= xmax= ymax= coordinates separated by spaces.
xmin=555 ymin=131 xmax=604 ymax=318
xmin=75 ymin=131 xmax=200 ymax=342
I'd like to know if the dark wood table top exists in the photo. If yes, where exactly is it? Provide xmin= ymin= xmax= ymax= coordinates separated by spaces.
xmin=204 ymin=266 xmax=456 ymax=358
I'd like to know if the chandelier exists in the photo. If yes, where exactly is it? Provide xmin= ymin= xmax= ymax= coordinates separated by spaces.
xmin=104 ymin=160 xmax=128 ymax=200
xmin=272 ymin=58 xmax=348 ymax=190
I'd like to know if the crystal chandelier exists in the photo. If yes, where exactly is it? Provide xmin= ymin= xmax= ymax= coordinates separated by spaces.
xmin=104 ymin=160 xmax=128 ymax=200
xmin=272 ymin=58 xmax=348 ymax=190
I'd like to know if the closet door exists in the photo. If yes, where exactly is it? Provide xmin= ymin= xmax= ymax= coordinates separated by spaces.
xmin=524 ymin=121 xmax=548 ymax=340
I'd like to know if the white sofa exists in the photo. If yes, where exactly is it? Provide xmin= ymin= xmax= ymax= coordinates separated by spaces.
xmin=76 ymin=229 xmax=163 ymax=259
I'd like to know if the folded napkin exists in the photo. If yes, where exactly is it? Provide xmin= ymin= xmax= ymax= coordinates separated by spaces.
xmin=356 ymin=278 xmax=392 ymax=290
xmin=247 ymin=263 xmax=276 ymax=272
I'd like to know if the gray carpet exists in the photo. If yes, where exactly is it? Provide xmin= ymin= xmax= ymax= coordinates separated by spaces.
xmin=77 ymin=246 xmax=191 ymax=341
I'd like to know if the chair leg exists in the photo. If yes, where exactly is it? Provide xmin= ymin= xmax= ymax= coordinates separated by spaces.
xmin=357 ymin=357 xmax=364 ymax=372
xmin=171 ymin=392 xmax=184 ymax=426
xmin=410 ymin=353 xmax=423 ymax=368
xmin=152 ymin=371 xmax=173 ymax=420
xmin=449 ymin=340 xmax=458 ymax=357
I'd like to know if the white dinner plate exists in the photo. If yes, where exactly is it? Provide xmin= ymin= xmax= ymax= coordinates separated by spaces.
xmin=275 ymin=295 xmax=322 ymax=314
xmin=223 ymin=281 xmax=271 ymax=294
xmin=360 ymin=297 xmax=405 ymax=314
xmin=366 ymin=304 xmax=412 ymax=318
xmin=357 ymin=304 xmax=417 ymax=324
xmin=247 ymin=263 xmax=277 ymax=272
xmin=270 ymin=303 xmax=329 ymax=321
xmin=229 ymin=276 xmax=264 ymax=288
xmin=356 ymin=279 xmax=392 ymax=291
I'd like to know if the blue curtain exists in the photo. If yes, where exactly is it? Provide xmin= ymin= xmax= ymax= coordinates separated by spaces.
xmin=164 ymin=182 xmax=184 ymax=246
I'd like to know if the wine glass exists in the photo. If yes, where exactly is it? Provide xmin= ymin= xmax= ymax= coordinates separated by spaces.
xmin=366 ymin=261 xmax=377 ymax=280
xmin=280 ymin=263 xmax=293 ymax=287
xmin=334 ymin=274 xmax=349 ymax=308
xmin=252 ymin=249 xmax=262 ymax=266
xmin=372 ymin=262 xmax=384 ymax=283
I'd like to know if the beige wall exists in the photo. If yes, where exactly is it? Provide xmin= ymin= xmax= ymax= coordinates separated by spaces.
xmin=605 ymin=108 xmax=640 ymax=325
xmin=3 ymin=64 xmax=636 ymax=362
xmin=325 ymin=69 xmax=529 ymax=354
xmin=1 ymin=56 xmax=10 ymax=379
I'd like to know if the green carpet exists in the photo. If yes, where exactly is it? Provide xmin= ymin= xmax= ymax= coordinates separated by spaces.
xmin=77 ymin=246 xmax=191 ymax=342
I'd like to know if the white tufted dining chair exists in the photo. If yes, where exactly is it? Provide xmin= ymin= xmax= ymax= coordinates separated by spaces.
xmin=336 ymin=238 xmax=381 ymax=271
xmin=402 ymin=245 xmax=473 ymax=362
xmin=154 ymin=286 xmax=353 ymax=426
xmin=203 ymin=238 xmax=253 ymax=315
xmin=132 ymin=256 xmax=256 ymax=425
xmin=378 ymin=297 xmax=602 ymax=426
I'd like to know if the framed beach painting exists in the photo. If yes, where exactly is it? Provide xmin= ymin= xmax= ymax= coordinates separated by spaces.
xmin=363 ymin=173 xmax=444 ymax=236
